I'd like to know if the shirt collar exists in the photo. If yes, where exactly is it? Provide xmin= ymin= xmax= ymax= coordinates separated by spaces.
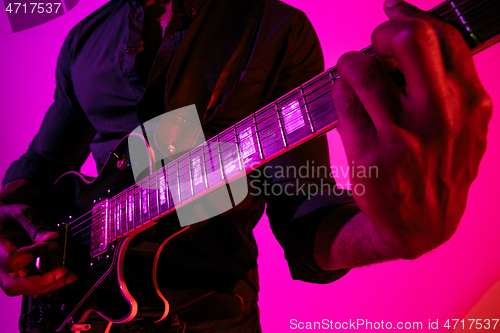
xmin=132 ymin=0 xmax=206 ymax=19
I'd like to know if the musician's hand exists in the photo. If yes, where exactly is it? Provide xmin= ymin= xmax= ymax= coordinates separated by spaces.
xmin=0 ymin=185 xmax=77 ymax=296
xmin=332 ymin=0 xmax=492 ymax=259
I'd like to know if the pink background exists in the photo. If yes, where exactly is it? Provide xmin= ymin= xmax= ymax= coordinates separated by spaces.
xmin=1 ymin=0 xmax=499 ymax=332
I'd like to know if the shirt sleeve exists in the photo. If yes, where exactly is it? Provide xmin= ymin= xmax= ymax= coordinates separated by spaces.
xmin=2 ymin=31 xmax=96 ymax=189
xmin=262 ymin=11 xmax=355 ymax=284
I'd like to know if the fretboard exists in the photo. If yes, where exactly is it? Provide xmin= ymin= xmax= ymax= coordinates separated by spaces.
xmin=88 ymin=0 xmax=500 ymax=258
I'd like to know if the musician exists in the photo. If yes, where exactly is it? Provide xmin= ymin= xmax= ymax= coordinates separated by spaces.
xmin=0 ymin=0 xmax=491 ymax=332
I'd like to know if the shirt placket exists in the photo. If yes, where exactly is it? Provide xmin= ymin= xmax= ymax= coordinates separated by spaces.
xmin=123 ymin=1 xmax=146 ymax=101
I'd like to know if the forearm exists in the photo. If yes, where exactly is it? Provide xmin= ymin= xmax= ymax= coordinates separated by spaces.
xmin=313 ymin=203 xmax=404 ymax=271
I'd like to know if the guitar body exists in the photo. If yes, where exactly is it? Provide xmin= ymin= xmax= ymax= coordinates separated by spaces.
xmin=19 ymin=135 xmax=188 ymax=333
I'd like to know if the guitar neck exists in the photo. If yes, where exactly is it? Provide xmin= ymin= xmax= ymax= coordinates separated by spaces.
xmin=88 ymin=0 xmax=500 ymax=258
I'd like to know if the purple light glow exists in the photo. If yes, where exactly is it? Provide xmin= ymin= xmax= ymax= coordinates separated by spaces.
xmin=282 ymin=100 xmax=305 ymax=134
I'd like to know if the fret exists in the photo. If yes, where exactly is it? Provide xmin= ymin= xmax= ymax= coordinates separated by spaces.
xmin=302 ymin=72 xmax=331 ymax=99
xmin=252 ymin=113 xmax=264 ymax=160
xmin=141 ymin=178 xmax=150 ymax=223
xmin=149 ymin=171 xmax=159 ymax=219
xmin=220 ymin=127 xmax=242 ymax=179
xmin=178 ymin=153 xmax=193 ymax=202
xmin=114 ymin=193 xmax=121 ymax=238
xmin=234 ymin=127 xmax=244 ymax=171
xmin=109 ymin=196 xmax=116 ymax=242
xmin=187 ymin=152 xmax=196 ymax=197
xmin=328 ymin=67 xmax=339 ymax=81
xmin=430 ymin=0 xmax=500 ymax=52
xmin=168 ymin=160 xmax=181 ymax=207
xmin=205 ymin=136 xmax=224 ymax=187
xmin=120 ymin=191 xmax=127 ymax=235
xmin=303 ymin=82 xmax=332 ymax=111
xmin=133 ymin=184 xmax=141 ymax=227
xmin=191 ymin=146 xmax=207 ymax=195
xmin=277 ymin=89 xmax=313 ymax=145
xmin=459 ymin=0 xmax=500 ymax=50
xmin=158 ymin=166 xmax=170 ymax=214
xmin=449 ymin=0 xmax=482 ymax=48
xmin=219 ymin=127 xmax=236 ymax=174
xmin=126 ymin=187 xmax=134 ymax=232
xmin=300 ymin=87 xmax=315 ymax=133
xmin=255 ymin=105 xmax=285 ymax=158
xmin=451 ymin=1 xmax=471 ymax=31
xmin=201 ymin=143 xmax=210 ymax=190
xmin=236 ymin=117 xmax=262 ymax=167
xmin=275 ymin=102 xmax=288 ymax=148
xmin=217 ymin=135 xmax=226 ymax=181
xmin=302 ymin=72 xmax=337 ymax=131
xmin=278 ymin=89 xmax=304 ymax=134
xmin=360 ymin=45 xmax=374 ymax=56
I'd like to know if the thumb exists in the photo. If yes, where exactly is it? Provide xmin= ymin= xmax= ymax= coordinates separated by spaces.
xmin=33 ymin=229 xmax=59 ymax=252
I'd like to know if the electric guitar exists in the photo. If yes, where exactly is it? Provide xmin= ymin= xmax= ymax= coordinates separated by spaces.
xmin=19 ymin=0 xmax=500 ymax=331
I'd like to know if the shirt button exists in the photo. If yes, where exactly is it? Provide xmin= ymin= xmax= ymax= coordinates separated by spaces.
xmin=134 ymin=11 xmax=142 ymax=18
xmin=126 ymin=47 xmax=136 ymax=54
xmin=190 ymin=8 xmax=197 ymax=16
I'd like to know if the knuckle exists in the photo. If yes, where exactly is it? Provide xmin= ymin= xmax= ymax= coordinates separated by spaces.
xmin=474 ymin=92 xmax=493 ymax=115
xmin=7 ymin=257 xmax=24 ymax=273
xmin=461 ymin=88 xmax=493 ymax=121
xmin=339 ymin=52 xmax=380 ymax=86
xmin=434 ymin=19 xmax=463 ymax=43
xmin=40 ymin=281 xmax=53 ymax=291
xmin=394 ymin=19 xmax=437 ymax=49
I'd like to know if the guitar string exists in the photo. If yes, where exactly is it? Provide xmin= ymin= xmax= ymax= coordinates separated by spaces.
xmin=441 ymin=0 xmax=495 ymax=35
xmin=66 ymin=77 xmax=335 ymax=237
xmin=64 ymin=45 xmax=407 ymax=244
xmin=65 ymin=0 xmax=482 ymax=252
xmin=61 ymin=0 xmax=475 ymax=228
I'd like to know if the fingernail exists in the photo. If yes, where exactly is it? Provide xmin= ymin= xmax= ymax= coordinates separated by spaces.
xmin=385 ymin=0 xmax=404 ymax=8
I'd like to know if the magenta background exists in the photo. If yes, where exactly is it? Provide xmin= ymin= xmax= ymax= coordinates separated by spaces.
xmin=1 ymin=1 xmax=499 ymax=332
